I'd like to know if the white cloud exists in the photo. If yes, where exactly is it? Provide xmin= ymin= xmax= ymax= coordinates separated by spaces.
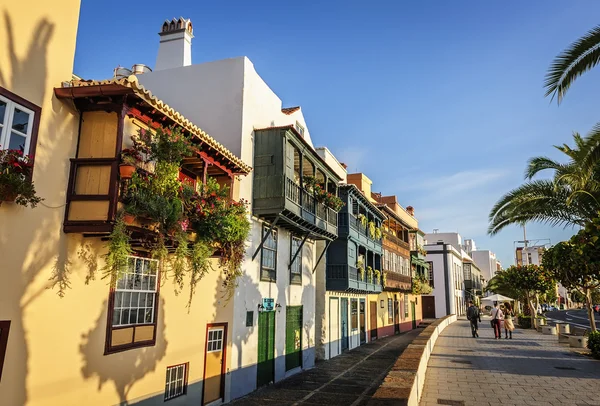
xmin=400 ymin=168 xmax=510 ymax=196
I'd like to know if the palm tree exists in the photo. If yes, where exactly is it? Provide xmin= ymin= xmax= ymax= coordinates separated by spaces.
xmin=545 ymin=25 xmax=600 ymax=103
xmin=488 ymin=131 xmax=600 ymax=235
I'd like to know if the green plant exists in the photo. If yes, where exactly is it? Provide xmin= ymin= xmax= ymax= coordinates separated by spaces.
xmin=382 ymin=271 xmax=387 ymax=286
xmin=412 ymin=274 xmax=432 ymax=295
xmin=135 ymin=125 xmax=194 ymax=164
xmin=188 ymin=240 xmax=213 ymax=308
xmin=0 ymin=149 xmax=42 ymax=207
xmin=367 ymin=266 xmax=374 ymax=283
xmin=587 ymin=331 xmax=600 ymax=358
xmin=358 ymin=214 xmax=367 ymax=228
xmin=374 ymin=269 xmax=381 ymax=284
xmin=357 ymin=258 xmax=365 ymax=280
xmin=102 ymin=215 xmax=133 ymax=284
xmin=374 ymin=227 xmax=382 ymax=240
xmin=368 ymin=221 xmax=376 ymax=239
xmin=120 ymin=148 xmax=142 ymax=165
xmin=517 ymin=314 xmax=532 ymax=329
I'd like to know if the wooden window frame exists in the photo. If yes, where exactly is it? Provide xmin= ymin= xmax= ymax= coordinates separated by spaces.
xmin=350 ymin=299 xmax=358 ymax=330
xmin=404 ymin=294 xmax=409 ymax=318
xmin=0 ymin=320 xmax=10 ymax=382
xmin=164 ymin=362 xmax=189 ymax=401
xmin=0 ymin=87 xmax=41 ymax=166
xmin=104 ymin=255 xmax=161 ymax=355
xmin=289 ymin=235 xmax=302 ymax=285
xmin=260 ymin=225 xmax=278 ymax=282
xmin=387 ymin=299 xmax=393 ymax=324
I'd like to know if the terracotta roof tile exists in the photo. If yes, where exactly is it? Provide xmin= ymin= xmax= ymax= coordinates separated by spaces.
xmin=281 ymin=106 xmax=300 ymax=115
xmin=62 ymin=75 xmax=251 ymax=174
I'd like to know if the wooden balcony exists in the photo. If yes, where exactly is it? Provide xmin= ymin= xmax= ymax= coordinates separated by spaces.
xmin=338 ymin=213 xmax=382 ymax=251
xmin=326 ymin=264 xmax=383 ymax=294
xmin=383 ymin=271 xmax=412 ymax=291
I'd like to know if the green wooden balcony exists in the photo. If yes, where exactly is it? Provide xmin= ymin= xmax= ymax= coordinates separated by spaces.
xmin=326 ymin=264 xmax=383 ymax=293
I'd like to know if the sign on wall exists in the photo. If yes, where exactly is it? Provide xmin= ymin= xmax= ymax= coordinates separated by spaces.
xmin=262 ymin=298 xmax=275 ymax=312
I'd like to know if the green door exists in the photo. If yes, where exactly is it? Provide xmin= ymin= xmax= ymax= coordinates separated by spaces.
xmin=411 ymin=301 xmax=417 ymax=329
xmin=257 ymin=311 xmax=275 ymax=387
xmin=285 ymin=306 xmax=303 ymax=371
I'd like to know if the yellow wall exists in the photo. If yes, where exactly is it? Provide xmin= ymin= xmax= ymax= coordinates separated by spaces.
xmin=0 ymin=5 xmax=236 ymax=404
xmin=367 ymin=292 xmax=423 ymax=336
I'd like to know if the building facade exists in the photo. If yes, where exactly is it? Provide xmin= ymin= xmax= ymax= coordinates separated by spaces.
xmin=1 ymin=9 xmax=256 ymax=406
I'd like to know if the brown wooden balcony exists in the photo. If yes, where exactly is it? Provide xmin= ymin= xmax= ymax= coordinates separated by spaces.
xmin=383 ymin=270 xmax=412 ymax=291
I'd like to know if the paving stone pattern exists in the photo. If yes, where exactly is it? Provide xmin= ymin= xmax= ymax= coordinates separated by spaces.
xmin=419 ymin=318 xmax=600 ymax=406
xmin=230 ymin=328 xmax=422 ymax=406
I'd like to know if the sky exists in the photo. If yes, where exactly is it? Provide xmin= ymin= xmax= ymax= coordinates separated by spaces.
xmin=74 ymin=1 xmax=600 ymax=267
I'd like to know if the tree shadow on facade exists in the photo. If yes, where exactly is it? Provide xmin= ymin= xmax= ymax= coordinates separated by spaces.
xmin=79 ymin=299 xmax=168 ymax=405
xmin=0 ymin=11 xmax=69 ymax=406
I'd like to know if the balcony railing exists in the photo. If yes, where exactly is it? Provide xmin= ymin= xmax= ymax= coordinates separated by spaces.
xmin=383 ymin=232 xmax=410 ymax=250
xmin=326 ymin=264 xmax=382 ymax=293
xmin=285 ymin=177 xmax=338 ymax=226
xmin=383 ymin=270 xmax=412 ymax=291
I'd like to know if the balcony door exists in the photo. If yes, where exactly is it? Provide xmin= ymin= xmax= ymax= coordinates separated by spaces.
xmin=393 ymin=301 xmax=400 ymax=334
xmin=340 ymin=298 xmax=349 ymax=352
xmin=369 ymin=301 xmax=377 ymax=340
xmin=359 ymin=299 xmax=366 ymax=344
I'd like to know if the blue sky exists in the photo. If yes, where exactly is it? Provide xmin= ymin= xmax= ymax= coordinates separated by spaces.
xmin=75 ymin=1 xmax=600 ymax=267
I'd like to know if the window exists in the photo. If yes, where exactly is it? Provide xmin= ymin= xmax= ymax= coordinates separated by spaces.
xmin=106 ymin=256 xmax=160 ymax=354
xmin=290 ymin=235 xmax=303 ymax=285
xmin=388 ymin=299 xmax=393 ymax=324
xmin=0 ymin=89 xmax=40 ymax=156
xmin=0 ymin=321 xmax=10 ymax=382
xmin=428 ymin=261 xmax=434 ymax=287
xmin=404 ymin=294 xmax=409 ymax=318
xmin=351 ymin=299 xmax=358 ymax=330
xmin=246 ymin=311 xmax=254 ymax=327
xmin=295 ymin=121 xmax=305 ymax=137
xmin=207 ymin=328 xmax=224 ymax=352
xmin=164 ymin=363 xmax=188 ymax=401
xmin=112 ymin=257 xmax=158 ymax=327
xmin=260 ymin=225 xmax=278 ymax=282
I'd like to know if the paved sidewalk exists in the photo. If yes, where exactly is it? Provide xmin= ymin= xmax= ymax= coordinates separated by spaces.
xmin=420 ymin=318 xmax=600 ymax=406
xmin=231 ymin=328 xmax=422 ymax=405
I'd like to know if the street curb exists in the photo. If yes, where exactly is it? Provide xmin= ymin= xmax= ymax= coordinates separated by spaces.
xmin=367 ymin=314 xmax=458 ymax=406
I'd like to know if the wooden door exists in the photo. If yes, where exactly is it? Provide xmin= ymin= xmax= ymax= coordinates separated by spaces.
xmin=285 ymin=306 xmax=303 ymax=371
xmin=422 ymin=296 xmax=436 ymax=319
xmin=359 ymin=299 xmax=366 ymax=344
xmin=393 ymin=301 xmax=400 ymax=334
xmin=203 ymin=325 xmax=227 ymax=405
xmin=340 ymin=298 xmax=349 ymax=351
xmin=369 ymin=301 xmax=378 ymax=340
xmin=329 ymin=298 xmax=340 ymax=357
xmin=411 ymin=302 xmax=417 ymax=329
xmin=257 ymin=312 xmax=275 ymax=387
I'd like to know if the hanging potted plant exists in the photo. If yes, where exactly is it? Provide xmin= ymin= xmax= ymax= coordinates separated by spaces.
xmin=374 ymin=226 xmax=383 ymax=240
xmin=382 ymin=271 xmax=387 ymax=286
xmin=356 ymin=258 xmax=365 ymax=280
xmin=374 ymin=269 xmax=381 ymax=284
xmin=368 ymin=221 xmax=377 ymax=239
xmin=367 ymin=266 xmax=374 ymax=283
xmin=0 ymin=149 xmax=42 ymax=207
xmin=358 ymin=214 xmax=367 ymax=228
xmin=119 ymin=148 xmax=142 ymax=179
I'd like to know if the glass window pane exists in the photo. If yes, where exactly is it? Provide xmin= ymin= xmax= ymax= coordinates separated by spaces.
xmin=132 ymin=273 xmax=142 ymax=290
xmin=113 ymin=292 xmax=122 ymax=308
xmin=177 ymin=367 xmax=183 ymax=379
xmin=145 ymin=308 xmax=153 ymax=323
xmin=149 ymin=276 xmax=156 ymax=290
xmin=129 ymin=309 xmax=138 ymax=324
xmin=117 ymin=275 xmax=126 ymax=289
xmin=0 ymin=100 xmax=6 ymax=123
xmin=121 ymin=309 xmax=130 ymax=325
xmin=131 ymin=292 xmax=140 ymax=307
xmin=123 ymin=291 xmax=131 ymax=307
xmin=112 ymin=309 xmax=121 ymax=326
xmin=8 ymin=132 xmax=26 ymax=151
xmin=11 ymin=108 xmax=30 ymax=133
xmin=138 ymin=309 xmax=145 ymax=324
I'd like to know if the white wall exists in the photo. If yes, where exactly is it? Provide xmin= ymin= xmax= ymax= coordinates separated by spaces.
xmin=425 ymin=244 xmax=465 ymax=317
xmin=138 ymin=55 xmax=321 ymax=401
xmin=471 ymin=250 xmax=498 ymax=282
xmin=425 ymin=232 xmax=463 ymax=253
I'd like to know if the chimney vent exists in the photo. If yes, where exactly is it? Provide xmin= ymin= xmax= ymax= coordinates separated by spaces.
xmin=155 ymin=17 xmax=194 ymax=71
xmin=406 ymin=205 xmax=415 ymax=216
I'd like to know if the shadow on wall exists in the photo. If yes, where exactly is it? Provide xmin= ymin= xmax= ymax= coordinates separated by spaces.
xmin=79 ymin=299 xmax=168 ymax=405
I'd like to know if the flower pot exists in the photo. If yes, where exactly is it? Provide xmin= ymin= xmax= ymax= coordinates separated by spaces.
xmin=188 ymin=232 xmax=198 ymax=242
xmin=122 ymin=213 xmax=135 ymax=225
xmin=119 ymin=164 xmax=135 ymax=179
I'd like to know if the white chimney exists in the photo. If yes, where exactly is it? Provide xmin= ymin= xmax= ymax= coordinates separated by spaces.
xmin=155 ymin=17 xmax=193 ymax=71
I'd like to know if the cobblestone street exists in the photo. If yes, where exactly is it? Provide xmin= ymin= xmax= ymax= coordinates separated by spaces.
xmin=231 ymin=328 xmax=422 ymax=405
xmin=420 ymin=318 xmax=600 ymax=406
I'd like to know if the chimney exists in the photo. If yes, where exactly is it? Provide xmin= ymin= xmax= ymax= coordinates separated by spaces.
xmin=406 ymin=206 xmax=415 ymax=216
xmin=155 ymin=17 xmax=193 ymax=71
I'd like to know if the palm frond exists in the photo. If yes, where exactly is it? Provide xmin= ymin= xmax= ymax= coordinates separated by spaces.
xmin=524 ymin=156 xmax=569 ymax=179
xmin=544 ymin=24 xmax=600 ymax=104
xmin=488 ymin=180 xmax=592 ymax=235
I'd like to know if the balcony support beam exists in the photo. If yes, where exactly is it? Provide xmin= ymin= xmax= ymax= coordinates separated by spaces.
xmin=289 ymin=233 xmax=310 ymax=270
xmin=252 ymin=216 xmax=280 ymax=261
xmin=312 ymin=240 xmax=332 ymax=274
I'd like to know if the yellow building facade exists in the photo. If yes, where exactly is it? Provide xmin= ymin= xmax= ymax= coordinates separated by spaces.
xmin=0 ymin=3 xmax=250 ymax=405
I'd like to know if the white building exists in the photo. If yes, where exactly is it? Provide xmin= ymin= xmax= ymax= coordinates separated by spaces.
xmin=423 ymin=241 xmax=466 ymax=317
xmin=470 ymin=250 xmax=501 ymax=282
xmin=136 ymin=21 xmax=337 ymax=401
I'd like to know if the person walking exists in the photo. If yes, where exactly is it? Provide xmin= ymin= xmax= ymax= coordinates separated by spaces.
xmin=467 ymin=301 xmax=481 ymax=337
xmin=490 ymin=302 xmax=504 ymax=339
xmin=503 ymin=302 xmax=515 ymax=339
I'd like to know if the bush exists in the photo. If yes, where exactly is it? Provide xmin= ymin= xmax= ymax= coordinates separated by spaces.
xmin=518 ymin=314 xmax=531 ymax=328
xmin=587 ymin=331 xmax=600 ymax=358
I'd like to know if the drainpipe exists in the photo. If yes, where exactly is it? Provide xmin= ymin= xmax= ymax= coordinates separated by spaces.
xmin=442 ymin=243 xmax=451 ymax=315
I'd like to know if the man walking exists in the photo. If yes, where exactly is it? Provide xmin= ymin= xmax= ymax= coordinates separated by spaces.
xmin=490 ymin=302 xmax=504 ymax=339
xmin=467 ymin=301 xmax=481 ymax=337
